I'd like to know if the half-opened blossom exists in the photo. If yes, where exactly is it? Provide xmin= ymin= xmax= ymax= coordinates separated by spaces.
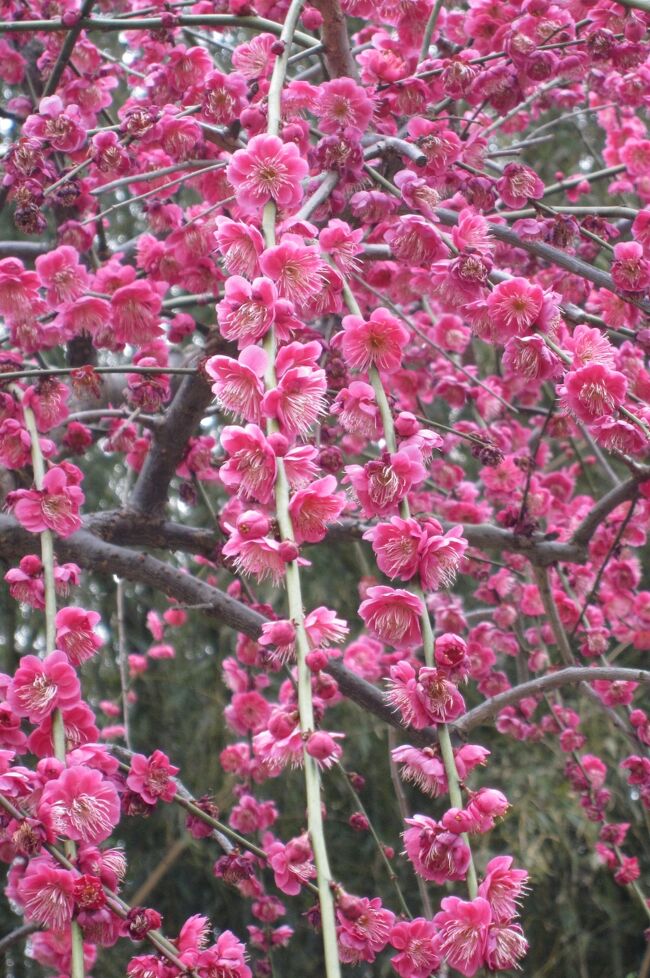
xmin=359 ymin=586 xmax=423 ymax=648
xmin=28 ymin=702 xmax=99 ymax=757
xmin=266 ymin=834 xmax=316 ymax=895
xmin=217 ymin=276 xmax=278 ymax=348
xmin=262 ymin=340 xmax=327 ymax=438
xmin=7 ymin=464 xmax=84 ymax=537
xmin=111 ymin=281 xmax=163 ymax=346
xmin=561 ymin=363 xmax=627 ymax=423
xmin=315 ymin=77 xmax=373 ymax=135
xmin=478 ymin=855 xmax=529 ymax=923
xmin=227 ymin=134 xmax=308 ymax=215
xmin=363 ymin=517 xmax=423 ymax=581
xmin=332 ymin=382 xmax=380 ymax=438
xmin=213 ymin=217 xmax=264 ymax=278
xmin=404 ymin=815 xmax=471 ymax=884
xmin=484 ymin=922 xmax=528 ymax=971
xmin=611 ymin=241 xmax=650 ymax=292
xmin=336 ymin=894 xmax=395 ymax=964
xmin=497 ymin=162 xmax=544 ymax=208
xmin=486 ymin=278 xmax=544 ymax=344
xmin=389 ymin=918 xmax=442 ymax=978
xmin=8 ymin=650 xmax=80 ymax=723
xmin=205 ymin=346 xmax=267 ymax=424
xmin=40 ymin=765 xmax=120 ymax=844
xmin=288 ymin=475 xmax=346 ymax=543
xmin=127 ymin=749 xmax=178 ymax=806
xmin=338 ymin=308 xmax=410 ymax=374
xmin=345 ymin=448 xmax=426 ymax=517
xmin=22 ymin=378 xmax=69 ymax=431
xmin=219 ymin=424 xmax=277 ymax=504
xmin=418 ymin=521 xmax=467 ymax=591
xmin=18 ymin=856 xmax=76 ymax=930
xmin=54 ymin=607 xmax=103 ymax=666
xmin=385 ymin=215 xmax=448 ymax=266
xmin=434 ymin=896 xmax=492 ymax=977
xmin=391 ymin=744 xmax=448 ymax=797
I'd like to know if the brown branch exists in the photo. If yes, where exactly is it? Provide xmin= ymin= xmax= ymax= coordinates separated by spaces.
xmin=0 ymin=923 xmax=40 ymax=957
xmin=0 ymin=515 xmax=436 ymax=746
xmin=312 ymin=0 xmax=358 ymax=79
xmin=129 ymin=369 xmax=214 ymax=515
xmin=454 ymin=666 xmax=650 ymax=735
xmin=571 ymin=474 xmax=647 ymax=548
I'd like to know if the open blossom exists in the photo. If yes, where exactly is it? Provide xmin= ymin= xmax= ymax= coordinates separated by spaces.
xmin=55 ymin=607 xmax=104 ymax=666
xmin=219 ymin=424 xmax=277 ymax=504
xmin=259 ymin=237 xmax=326 ymax=311
xmin=18 ymin=856 xmax=76 ymax=930
xmin=227 ymin=134 xmax=308 ymax=215
xmin=486 ymin=278 xmax=544 ymax=344
xmin=35 ymin=246 xmax=89 ymax=308
xmin=217 ymin=276 xmax=278 ymax=348
xmin=8 ymin=650 xmax=80 ymax=723
xmin=345 ymin=448 xmax=427 ymax=517
xmin=561 ymin=363 xmax=628 ymax=423
xmin=338 ymin=308 xmax=410 ymax=373
xmin=111 ymin=281 xmax=163 ymax=346
xmin=389 ymin=918 xmax=442 ymax=978
xmin=337 ymin=894 xmax=395 ymax=964
xmin=478 ymin=855 xmax=529 ymax=922
xmin=434 ymin=896 xmax=492 ymax=977
xmin=418 ymin=520 xmax=467 ymax=591
xmin=266 ymin=834 xmax=316 ymax=895
xmin=386 ymin=660 xmax=465 ymax=727
xmin=359 ymin=586 xmax=423 ymax=648
xmin=127 ymin=750 xmax=178 ymax=806
xmin=364 ymin=517 xmax=423 ymax=580
xmin=315 ymin=77 xmax=373 ymax=134
xmin=610 ymin=241 xmax=650 ymax=292
xmin=205 ymin=346 xmax=266 ymax=424
xmin=39 ymin=765 xmax=120 ymax=844
xmin=7 ymin=464 xmax=84 ymax=537
xmin=403 ymin=815 xmax=471 ymax=883
xmin=288 ymin=475 xmax=346 ymax=543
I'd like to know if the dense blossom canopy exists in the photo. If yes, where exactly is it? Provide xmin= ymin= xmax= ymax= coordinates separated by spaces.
xmin=0 ymin=0 xmax=649 ymax=975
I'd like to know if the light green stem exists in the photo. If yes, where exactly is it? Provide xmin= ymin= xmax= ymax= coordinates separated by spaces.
xmin=261 ymin=5 xmax=340 ymax=973
xmin=20 ymin=395 xmax=86 ymax=977
xmin=419 ymin=0 xmax=444 ymax=63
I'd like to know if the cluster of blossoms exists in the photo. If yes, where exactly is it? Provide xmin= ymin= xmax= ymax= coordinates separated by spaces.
xmin=1 ymin=0 xmax=650 ymax=974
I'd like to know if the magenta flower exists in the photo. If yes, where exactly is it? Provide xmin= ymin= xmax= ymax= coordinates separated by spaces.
xmin=611 ymin=241 xmax=650 ymax=292
xmin=418 ymin=521 xmax=467 ymax=591
xmin=338 ymin=308 xmax=410 ymax=374
xmin=213 ymin=218 xmax=264 ymax=278
xmin=40 ymin=765 xmax=120 ymax=844
xmin=126 ymin=749 xmax=179 ymax=806
xmin=217 ymin=276 xmax=278 ymax=348
xmin=219 ymin=424 xmax=277 ymax=504
xmin=35 ymin=245 xmax=89 ymax=308
xmin=359 ymin=586 xmax=423 ymax=648
xmin=434 ymin=896 xmax=492 ymax=977
xmin=18 ymin=855 xmax=76 ymax=930
xmin=259 ymin=237 xmax=325 ymax=311
xmin=364 ymin=517 xmax=423 ymax=581
xmin=23 ymin=96 xmax=86 ymax=153
xmin=7 ymin=464 xmax=84 ymax=537
xmin=389 ymin=917 xmax=442 ymax=978
xmin=403 ymin=815 xmax=471 ymax=883
xmin=262 ymin=341 xmax=328 ymax=438
xmin=485 ymin=278 xmax=544 ymax=344
xmin=332 ymin=382 xmax=380 ymax=438
xmin=110 ymin=280 xmax=163 ymax=347
xmin=478 ymin=855 xmax=529 ymax=923
xmin=496 ymin=162 xmax=544 ymax=208
xmin=561 ymin=363 xmax=627 ymax=423
xmin=206 ymin=347 xmax=267 ymax=425
xmin=8 ymin=650 xmax=80 ymax=723
xmin=315 ymin=77 xmax=373 ymax=135
xmin=288 ymin=475 xmax=346 ymax=543
xmin=266 ymin=834 xmax=316 ymax=895
xmin=336 ymin=894 xmax=395 ymax=964
xmin=55 ymin=607 xmax=103 ymax=666
xmin=227 ymin=134 xmax=308 ymax=215
xmin=484 ymin=921 xmax=528 ymax=971
xmin=345 ymin=448 xmax=427 ymax=518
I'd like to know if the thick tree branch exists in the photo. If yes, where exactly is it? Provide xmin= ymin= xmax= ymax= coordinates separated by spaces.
xmin=311 ymin=0 xmax=357 ymax=79
xmin=571 ymin=475 xmax=647 ymax=548
xmin=454 ymin=666 xmax=650 ymax=735
xmin=129 ymin=368 xmax=214 ymax=515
